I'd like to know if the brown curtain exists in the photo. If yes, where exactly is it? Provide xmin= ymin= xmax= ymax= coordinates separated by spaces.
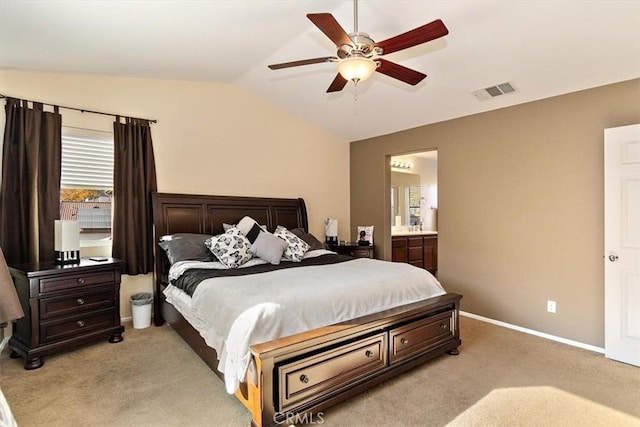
xmin=112 ymin=117 xmax=157 ymax=275
xmin=0 ymin=98 xmax=61 ymax=265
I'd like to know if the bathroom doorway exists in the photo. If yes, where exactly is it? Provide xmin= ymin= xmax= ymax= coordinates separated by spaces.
xmin=390 ymin=150 xmax=438 ymax=233
xmin=389 ymin=150 xmax=438 ymax=274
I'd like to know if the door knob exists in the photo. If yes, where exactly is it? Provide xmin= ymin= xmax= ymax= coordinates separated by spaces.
xmin=608 ymin=254 xmax=619 ymax=262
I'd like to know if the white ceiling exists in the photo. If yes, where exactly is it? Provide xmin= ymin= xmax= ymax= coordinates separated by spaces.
xmin=1 ymin=1 xmax=639 ymax=142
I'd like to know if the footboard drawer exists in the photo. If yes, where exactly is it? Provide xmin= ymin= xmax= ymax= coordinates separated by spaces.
xmin=389 ymin=310 xmax=454 ymax=364
xmin=277 ymin=332 xmax=387 ymax=411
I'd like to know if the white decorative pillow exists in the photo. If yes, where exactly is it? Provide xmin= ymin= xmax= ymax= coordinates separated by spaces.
xmin=204 ymin=227 xmax=252 ymax=268
xmin=224 ymin=221 xmax=267 ymax=232
xmin=275 ymin=226 xmax=310 ymax=262
xmin=236 ymin=216 xmax=264 ymax=236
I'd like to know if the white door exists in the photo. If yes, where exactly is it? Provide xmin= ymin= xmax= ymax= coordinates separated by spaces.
xmin=605 ymin=123 xmax=640 ymax=366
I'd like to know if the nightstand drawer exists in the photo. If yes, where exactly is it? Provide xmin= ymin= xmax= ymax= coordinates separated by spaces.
xmin=40 ymin=286 xmax=115 ymax=320
xmin=351 ymin=248 xmax=373 ymax=258
xmin=40 ymin=309 xmax=116 ymax=343
xmin=329 ymin=244 xmax=373 ymax=259
xmin=39 ymin=271 xmax=115 ymax=294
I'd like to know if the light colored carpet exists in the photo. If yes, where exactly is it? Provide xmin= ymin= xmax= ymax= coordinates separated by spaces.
xmin=1 ymin=316 xmax=638 ymax=427
xmin=448 ymin=386 xmax=638 ymax=426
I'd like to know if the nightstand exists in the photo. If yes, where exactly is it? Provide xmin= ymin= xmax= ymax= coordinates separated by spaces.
xmin=8 ymin=258 xmax=125 ymax=369
xmin=328 ymin=243 xmax=374 ymax=259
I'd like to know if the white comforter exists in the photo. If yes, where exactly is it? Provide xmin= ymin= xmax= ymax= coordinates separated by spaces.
xmin=164 ymin=252 xmax=445 ymax=394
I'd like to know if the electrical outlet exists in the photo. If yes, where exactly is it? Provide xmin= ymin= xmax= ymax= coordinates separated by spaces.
xmin=547 ymin=300 xmax=557 ymax=313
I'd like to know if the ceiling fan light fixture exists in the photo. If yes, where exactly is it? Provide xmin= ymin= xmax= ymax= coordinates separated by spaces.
xmin=337 ymin=56 xmax=377 ymax=83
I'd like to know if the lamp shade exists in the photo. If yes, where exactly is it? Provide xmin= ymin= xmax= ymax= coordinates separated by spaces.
xmin=55 ymin=220 xmax=81 ymax=264
xmin=55 ymin=220 xmax=80 ymax=251
xmin=324 ymin=218 xmax=338 ymax=243
xmin=337 ymin=57 xmax=377 ymax=83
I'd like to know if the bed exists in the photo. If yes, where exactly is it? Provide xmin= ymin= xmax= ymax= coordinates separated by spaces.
xmin=151 ymin=192 xmax=462 ymax=427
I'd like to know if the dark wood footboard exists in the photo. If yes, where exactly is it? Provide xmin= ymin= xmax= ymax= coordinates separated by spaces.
xmin=241 ymin=292 xmax=461 ymax=426
xmin=162 ymin=290 xmax=461 ymax=427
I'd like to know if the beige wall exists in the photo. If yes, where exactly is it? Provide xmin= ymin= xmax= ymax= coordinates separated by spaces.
xmin=0 ymin=70 xmax=350 ymax=318
xmin=351 ymin=78 xmax=640 ymax=347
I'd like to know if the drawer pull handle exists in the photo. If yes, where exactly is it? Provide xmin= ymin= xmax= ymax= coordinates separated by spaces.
xmin=400 ymin=338 xmax=409 ymax=345
xmin=76 ymin=298 xmax=85 ymax=305
xmin=77 ymin=320 xmax=85 ymax=328
xmin=77 ymin=278 xmax=85 ymax=284
xmin=299 ymin=374 xmax=309 ymax=384
xmin=440 ymin=323 xmax=448 ymax=329
xmin=365 ymin=350 xmax=374 ymax=358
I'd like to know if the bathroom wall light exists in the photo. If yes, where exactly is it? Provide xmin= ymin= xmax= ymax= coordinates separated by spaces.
xmin=391 ymin=160 xmax=413 ymax=170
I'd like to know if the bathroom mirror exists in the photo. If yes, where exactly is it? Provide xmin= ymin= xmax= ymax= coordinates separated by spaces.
xmin=390 ymin=171 xmax=421 ymax=226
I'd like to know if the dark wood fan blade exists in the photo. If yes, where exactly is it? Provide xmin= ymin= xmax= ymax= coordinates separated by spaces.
xmin=327 ymin=73 xmax=348 ymax=93
xmin=376 ymin=19 xmax=448 ymax=55
xmin=268 ymin=57 xmax=336 ymax=70
xmin=375 ymin=58 xmax=426 ymax=86
xmin=307 ymin=13 xmax=353 ymax=47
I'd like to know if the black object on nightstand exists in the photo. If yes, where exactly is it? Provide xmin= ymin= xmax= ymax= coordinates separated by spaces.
xmin=8 ymin=258 xmax=125 ymax=370
xmin=328 ymin=242 xmax=374 ymax=259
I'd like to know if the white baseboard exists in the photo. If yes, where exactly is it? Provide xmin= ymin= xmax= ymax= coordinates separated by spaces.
xmin=460 ymin=311 xmax=605 ymax=354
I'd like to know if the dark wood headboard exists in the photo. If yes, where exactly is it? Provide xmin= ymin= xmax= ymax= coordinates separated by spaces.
xmin=150 ymin=192 xmax=308 ymax=325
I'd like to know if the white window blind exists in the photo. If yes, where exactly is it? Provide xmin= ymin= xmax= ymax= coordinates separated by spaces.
xmin=61 ymin=127 xmax=114 ymax=189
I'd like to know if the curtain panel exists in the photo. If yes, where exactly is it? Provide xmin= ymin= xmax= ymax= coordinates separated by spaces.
xmin=0 ymin=98 xmax=61 ymax=265
xmin=112 ymin=117 xmax=157 ymax=275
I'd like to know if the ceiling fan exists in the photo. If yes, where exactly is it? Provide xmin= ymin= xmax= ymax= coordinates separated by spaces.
xmin=267 ymin=0 xmax=449 ymax=93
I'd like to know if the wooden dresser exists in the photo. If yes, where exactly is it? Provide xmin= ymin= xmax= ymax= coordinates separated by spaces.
xmin=8 ymin=258 xmax=125 ymax=369
xmin=392 ymin=234 xmax=438 ymax=275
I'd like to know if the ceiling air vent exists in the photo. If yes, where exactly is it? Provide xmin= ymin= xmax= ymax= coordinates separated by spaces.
xmin=471 ymin=82 xmax=516 ymax=101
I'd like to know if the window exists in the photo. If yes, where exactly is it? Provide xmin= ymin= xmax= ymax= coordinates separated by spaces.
xmin=408 ymin=186 xmax=421 ymax=225
xmin=60 ymin=127 xmax=114 ymax=246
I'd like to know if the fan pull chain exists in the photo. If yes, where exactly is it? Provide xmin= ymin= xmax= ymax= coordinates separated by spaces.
xmin=353 ymin=80 xmax=359 ymax=101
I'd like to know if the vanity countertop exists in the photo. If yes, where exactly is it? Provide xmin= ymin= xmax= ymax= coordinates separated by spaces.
xmin=391 ymin=230 xmax=438 ymax=237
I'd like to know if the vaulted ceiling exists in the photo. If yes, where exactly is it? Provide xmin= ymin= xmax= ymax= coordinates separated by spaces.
xmin=1 ymin=1 xmax=639 ymax=141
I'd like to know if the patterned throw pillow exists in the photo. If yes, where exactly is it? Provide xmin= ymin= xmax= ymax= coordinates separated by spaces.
xmin=275 ymin=226 xmax=310 ymax=262
xmin=204 ymin=227 xmax=252 ymax=268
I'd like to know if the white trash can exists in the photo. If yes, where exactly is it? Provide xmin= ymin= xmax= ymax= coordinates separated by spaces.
xmin=130 ymin=292 xmax=153 ymax=329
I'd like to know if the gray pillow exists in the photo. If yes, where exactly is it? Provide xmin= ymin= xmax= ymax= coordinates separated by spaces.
xmin=245 ymin=223 xmax=288 ymax=265
xmin=290 ymin=228 xmax=327 ymax=251
xmin=158 ymin=233 xmax=214 ymax=264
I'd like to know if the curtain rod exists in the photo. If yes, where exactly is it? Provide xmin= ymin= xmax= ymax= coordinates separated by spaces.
xmin=0 ymin=94 xmax=157 ymax=124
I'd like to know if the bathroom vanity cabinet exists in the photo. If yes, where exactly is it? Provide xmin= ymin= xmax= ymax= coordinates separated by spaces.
xmin=391 ymin=234 xmax=437 ymax=275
